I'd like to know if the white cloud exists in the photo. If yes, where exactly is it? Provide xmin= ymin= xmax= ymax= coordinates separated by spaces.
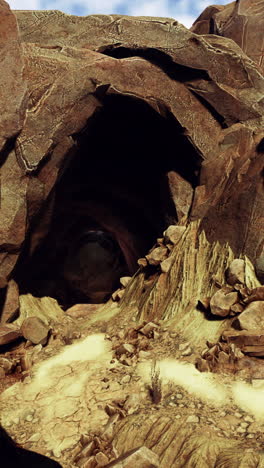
xmin=8 ymin=0 xmax=39 ymax=9
xmin=175 ymin=14 xmax=196 ymax=27
xmin=7 ymin=0 xmax=231 ymax=27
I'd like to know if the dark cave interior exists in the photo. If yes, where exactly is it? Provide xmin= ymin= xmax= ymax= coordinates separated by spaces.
xmin=14 ymin=94 xmax=202 ymax=307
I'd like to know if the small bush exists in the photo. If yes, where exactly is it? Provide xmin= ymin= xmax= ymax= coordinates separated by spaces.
xmin=149 ymin=360 xmax=162 ymax=404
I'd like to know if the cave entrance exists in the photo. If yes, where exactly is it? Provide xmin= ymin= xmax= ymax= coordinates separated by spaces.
xmin=15 ymin=93 xmax=201 ymax=307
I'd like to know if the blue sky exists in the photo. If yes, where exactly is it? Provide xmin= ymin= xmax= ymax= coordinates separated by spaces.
xmin=8 ymin=0 xmax=231 ymax=28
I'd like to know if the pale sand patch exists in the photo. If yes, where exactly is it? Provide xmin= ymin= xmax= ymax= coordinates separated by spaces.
xmin=137 ymin=358 xmax=264 ymax=420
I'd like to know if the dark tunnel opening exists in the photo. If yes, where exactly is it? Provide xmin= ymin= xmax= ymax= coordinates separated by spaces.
xmin=14 ymin=93 xmax=202 ymax=307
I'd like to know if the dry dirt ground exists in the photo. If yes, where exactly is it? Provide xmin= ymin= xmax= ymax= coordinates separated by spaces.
xmin=1 ymin=302 xmax=264 ymax=467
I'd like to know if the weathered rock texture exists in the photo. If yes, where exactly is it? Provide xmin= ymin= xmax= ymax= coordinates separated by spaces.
xmin=0 ymin=1 xmax=264 ymax=467
xmin=0 ymin=0 xmax=262 ymax=294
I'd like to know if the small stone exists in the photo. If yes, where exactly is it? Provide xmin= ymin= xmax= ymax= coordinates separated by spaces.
xmin=196 ymin=358 xmax=211 ymax=372
xmin=163 ymin=225 xmax=186 ymax=245
xmin=247 ymin=423 xmax=259 ymax=433
xmin=21 ymin=316 xmax=49 ymax=345
xmin=120 ymin=277 xmax=132 ymax=288
xmin=175 ymin=414 xmax=181 ymax=419
xmin=112 ymin=289 xmax=125 ymax=301
xmin=52 ymin=448 xmax=61 ymax=458
xmin=246 ymin=434 xmax=255 ymax=439
xmin=179 ymin=342 xmax=190 ymax=351
xmin=137 ymin=258 xmax=148 ymax=268
xmin=176 ymin=393 xmax=183 ymax=399
xmin=236 ymin=427 xmax=246 ymax=433
xmin=210 ymin=287 xmax=238 ymax=317
xmin=244 ymin=415 xmax=254 ymax=423
xmin=119 ymin=356 xmax=132 ymax=366
xmin=25 ymin=414 xmax=33 ymax=422
xmin=234 ymin=412 xmax=243 ymax=418
xmin=115 ymin=343 xmax=135 ymax=356
xmin=186 ymin=415 xmax=199 ymax=423
xmin=230 ymin=303 xmax=244 ymax=315
xmin=139 ymin=322 xmax=159 ymax=337
xmin=240 ymin=422 xmax=249 ymax=428
xmin=95 ymin=452 xmax=109 ymax=466
xmin=181 ymin=347 xmax=192 ymax=356
xmin=123 ymin=393 xmax=141 ymax=414
xmin=226 ymin=259 xmax=245 ymax=286
xmin=0 ymin=357 xmax=13 ymax=374
xmin=120 ymin=374 xmax=131 ymax=384
xmin=104 ymin=446 xmax=159 ymax=467
xmin=20 ymin=354 xmax=32 ymax=372
xmin=146 ymin=246 xmax=168 ymax=266
xmin=27 ymin=432 xmax=41 ymax=442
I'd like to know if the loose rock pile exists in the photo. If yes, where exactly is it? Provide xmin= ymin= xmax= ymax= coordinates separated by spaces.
xmin=111 ymin=225 xmax=186 ymax=302
xmin=197 ymin=258 xmax=264 ymax=375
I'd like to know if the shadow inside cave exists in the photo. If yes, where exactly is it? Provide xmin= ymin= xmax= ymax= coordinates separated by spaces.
xmin=14 ymin=93 xmax=202 ymax=308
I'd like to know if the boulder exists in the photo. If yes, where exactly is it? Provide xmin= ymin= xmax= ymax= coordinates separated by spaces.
xmin=0 ymin=324 xmax=21 ymax=345
xmin=21 ymin=316 xmax=49 ymax=345
xmin=237 ymin=301 xmax=264 ymax=330
xmin=226 ymin=259 xmax=245 ymax=286
xmin=244 ymin=287 xmax=264 ymax=304
xmin=223 ymin=329 xmax=264 ymax=347
xmin=65 ymin=303 xmax=100 ymax=319
xmin=163 ymin=226 xmax=186 ymax=245
xmin=210 ymin=287 xmax=239 ymax=317
xmin=146 ymin=246 xmax=168 ymax=266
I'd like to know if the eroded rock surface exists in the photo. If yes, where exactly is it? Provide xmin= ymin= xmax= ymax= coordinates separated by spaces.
xmin=0 ymin=1 xmax=264 ymax=467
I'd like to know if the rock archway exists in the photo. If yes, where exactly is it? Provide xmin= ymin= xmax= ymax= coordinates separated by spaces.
xmin=13 ymin=92 xmax=201 ymax=307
